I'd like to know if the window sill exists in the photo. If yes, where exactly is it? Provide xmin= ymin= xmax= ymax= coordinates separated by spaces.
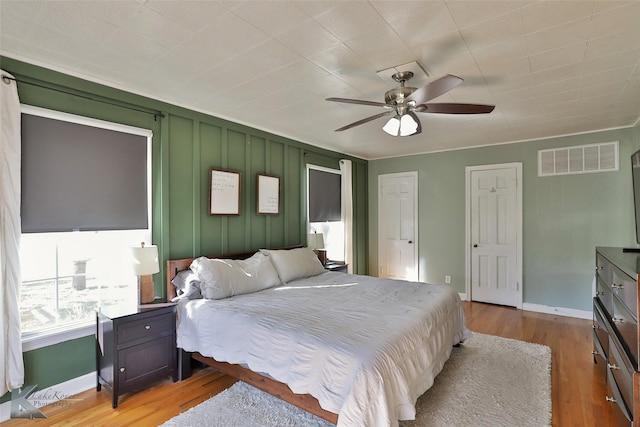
xmin=22 ymin=322 xmax=94 ymax=352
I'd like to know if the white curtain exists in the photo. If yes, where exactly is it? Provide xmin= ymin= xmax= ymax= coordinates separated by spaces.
xmin=340 ymin=160 xmax=353 ymax=273
xmin=1 ymin=70 xmax=24 ymax=395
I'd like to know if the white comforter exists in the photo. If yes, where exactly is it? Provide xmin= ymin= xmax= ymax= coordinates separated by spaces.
xmin=176 ymin=272 xmax=470 ymax=427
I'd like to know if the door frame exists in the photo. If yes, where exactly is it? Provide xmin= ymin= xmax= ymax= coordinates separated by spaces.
xmin=464 ymin=163 xmax=523 ymax=308
xmin=377 ymin=171 xmax=418 ymax=280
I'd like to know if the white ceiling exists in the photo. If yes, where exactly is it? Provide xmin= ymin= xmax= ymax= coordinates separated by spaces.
xmin=1 ymin=1 xmax=639 ymax=160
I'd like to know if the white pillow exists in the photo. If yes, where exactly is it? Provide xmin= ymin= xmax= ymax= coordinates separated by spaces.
xmin=190 ymin=252 xmax=281 ymax=300
xmin=260 ymin=247 xmax=326 ymax=283
xmin=171 ymin=270 xmax=202 ymax=301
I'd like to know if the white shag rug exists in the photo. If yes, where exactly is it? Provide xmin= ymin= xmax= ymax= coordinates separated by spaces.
xmin=161 ymin=333 xmax=551 ymax=427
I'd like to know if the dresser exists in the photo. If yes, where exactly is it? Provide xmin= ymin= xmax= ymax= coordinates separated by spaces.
xmin=96 ymin=304 xmax=177 ymax=408
xmin=594 ymin=247 xmax=640 ymax=426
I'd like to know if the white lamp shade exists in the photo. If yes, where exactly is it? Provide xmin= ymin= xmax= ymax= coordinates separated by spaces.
xmin=131 ymin=244 xmax=159 ymax=275
xmin=382 ymin=116 xmax=400 ymax=136
xmin=399 ymin=114 xmax=419 ymax=136
xmin=307 ymin=233 xmax=325 ymax=250
xmin=382 ymin=115 xmax=419 ymax=137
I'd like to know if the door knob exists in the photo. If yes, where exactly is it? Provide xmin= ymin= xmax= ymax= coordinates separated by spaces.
xmin=473 ymin=244 xmax=478 ymax=247
xmin=408 ymin=240 xmax=413 ymax=244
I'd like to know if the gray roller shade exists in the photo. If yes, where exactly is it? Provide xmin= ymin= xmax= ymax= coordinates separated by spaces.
xmin=21 ymin=113 xmax=148 ymax=233
xmin=308 ymin=169 xmax=341 ymax=222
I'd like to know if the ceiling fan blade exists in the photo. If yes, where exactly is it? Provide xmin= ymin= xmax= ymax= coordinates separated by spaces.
xmin=326 ymin=97 xmax=390 ymax=108
xmin=406 ymin=74 xmax=463 ymax=105
xmin=419 ymin=103 xmax=495 ymax=114
xmin=335 ymin=111 xmax=393 ymax=131
xmin=407 ymin=111 xmax=422 ymax=136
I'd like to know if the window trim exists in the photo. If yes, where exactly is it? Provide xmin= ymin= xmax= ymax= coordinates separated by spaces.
xmin=22 ymin=322 xmax=94 ymax=351
xmin=21 ymin=105 xmax=153 ymax=138
xmin=19 ymin=105 xmax=153 ymax=348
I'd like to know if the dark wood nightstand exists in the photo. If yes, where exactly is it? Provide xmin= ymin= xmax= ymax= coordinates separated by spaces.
xmin=325 ymin=262 xmax=348 ymax=273
xmin=96 ymin=304 xmax=177 ymax=408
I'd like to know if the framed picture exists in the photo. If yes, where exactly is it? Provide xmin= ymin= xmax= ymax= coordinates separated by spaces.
xmin=257 ymin=174 xmax=280 ymax=215
xmin=209 ymin=168 xmax=241 ymax=215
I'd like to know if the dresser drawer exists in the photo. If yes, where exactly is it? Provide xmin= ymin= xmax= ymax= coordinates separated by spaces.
xmin=606 ymin=368 xmax=633 ymax=427
xmin=609 ymin=335 xmax=635 ymax=418
xmin=611 ymin=296 xmax=638 ymax=366
xmin=117 ymin=312 xmax=173 ymax=346
xmin=612 ymin=263 xmax=639 ymax=319
xmin=594 ymin=299 xmax=610 ymax=357
xmin=597 ymin=252 xmax=614 ymax=285
xmin=596 ymin=276 xmax=614 ymax=316
xmin=593 ymin=329 xmax=608 ymax=379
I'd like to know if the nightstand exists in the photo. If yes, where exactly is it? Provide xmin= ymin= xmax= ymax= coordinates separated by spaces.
xmin=325 ymin=262 xmax=348 ymax=273
xmin=96 ymin=304 xmax=176 ymax=408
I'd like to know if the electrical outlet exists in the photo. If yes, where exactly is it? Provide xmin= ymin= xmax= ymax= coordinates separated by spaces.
xmin=445 ymin=275 xmax=451 ymax=284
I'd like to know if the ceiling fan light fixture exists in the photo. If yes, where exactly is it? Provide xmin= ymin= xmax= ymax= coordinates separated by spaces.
xmin=382 ymin=116 xmax=401 ymax=136
xmin=399 ymin=114 xmax=419 ymax=136
xmin=383 ymin=114 xmax=419 ymax=137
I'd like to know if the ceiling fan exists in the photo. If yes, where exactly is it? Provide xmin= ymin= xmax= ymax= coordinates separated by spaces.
xmin=326 ymin=71 xmax=495 ymax=137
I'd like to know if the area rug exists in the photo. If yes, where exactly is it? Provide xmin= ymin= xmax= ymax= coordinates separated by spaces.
xmin=160 ymin=333 xmax=551 ymax=427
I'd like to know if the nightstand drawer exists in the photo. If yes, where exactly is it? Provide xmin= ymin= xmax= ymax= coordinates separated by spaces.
xmin=117 ymin=313 xmax=172 ymax=345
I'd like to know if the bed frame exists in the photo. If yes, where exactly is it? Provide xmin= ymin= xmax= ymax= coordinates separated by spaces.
xmin=165 ymin=247 xmax=339 ymax=425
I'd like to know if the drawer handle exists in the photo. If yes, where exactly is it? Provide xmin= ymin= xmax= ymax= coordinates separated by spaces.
xmin=596 ymin=291 xmax=605 ymax=296
xmin=605 ymin=396 xmax=616 ymax=403
xmin=612 ymin=317 xmax=624 ymax=324
xmin=591 ymin=350 xmax=598 ymax=355
xmin=120 ymin=367 xmax=125 ymax=373
xmin=611 ymin=283 xmax=624 ymax=290
xmin=607 ymin=363 xmax=620 ymax=371
xmin=145 ymin=325 xmax=151 ymax=330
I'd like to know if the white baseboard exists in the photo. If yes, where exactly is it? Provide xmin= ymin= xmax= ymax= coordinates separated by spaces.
xmin=459 ymin=293 xmax=591 ymax=320
xmin=522 ymin=302 xmax=592 ymax=320
xmin=0 ymin=371 xmax=95 ymax=422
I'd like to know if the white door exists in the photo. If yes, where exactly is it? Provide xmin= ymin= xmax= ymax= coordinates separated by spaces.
xmin=378 ymin=172 xmax=418 ymax=281
xmin=467 ymin=164 xmax=522 ymax=308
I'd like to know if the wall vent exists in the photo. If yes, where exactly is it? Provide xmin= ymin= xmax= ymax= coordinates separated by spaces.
xmin=538 ymin=141 xmax=618 ymax=177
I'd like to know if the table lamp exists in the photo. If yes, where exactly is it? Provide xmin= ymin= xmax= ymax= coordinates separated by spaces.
xmin=131 ymin=242 xmax=159 ymax=305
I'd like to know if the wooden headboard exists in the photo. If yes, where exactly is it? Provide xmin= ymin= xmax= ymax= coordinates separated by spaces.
xmin=165 ymin=245 xmax=304 ymax=300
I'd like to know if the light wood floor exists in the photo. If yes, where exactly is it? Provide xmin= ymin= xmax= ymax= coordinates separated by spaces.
xmin=4 ymin=301 xmax=614 ymax=426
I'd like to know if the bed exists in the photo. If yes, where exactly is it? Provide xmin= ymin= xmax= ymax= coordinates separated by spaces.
xmin=166 ymin=246 xmax=470 ymax=427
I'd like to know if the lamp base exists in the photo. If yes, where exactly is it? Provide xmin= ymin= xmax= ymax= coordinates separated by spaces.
xmin=138 ymin=275 xmax=156 ymax=304
xmin=313 ymin=249 xmax=327 ymax=266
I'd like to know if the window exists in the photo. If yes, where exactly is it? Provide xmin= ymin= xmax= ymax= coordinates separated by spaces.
xmin=20 ymin=106 xmax=152 ymax=346
xmin=307 ymin=166 xmax=343 ymax=261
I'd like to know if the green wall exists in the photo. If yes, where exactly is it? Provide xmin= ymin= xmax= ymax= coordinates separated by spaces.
xmin=0 ymin=56 xmax=367 ymax=399
xmin=369 ymin=126 xmax=640 ymax=312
